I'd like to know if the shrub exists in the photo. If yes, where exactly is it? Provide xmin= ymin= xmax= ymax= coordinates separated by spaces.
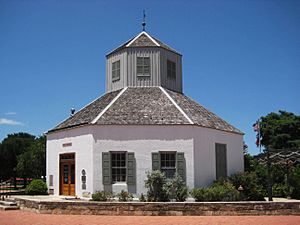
xmin=145 ymin=170 xmax=168 ymax=202
xmin=139 ymin=193 xmax=147 ymax=202
xmin=272 ymin=183 xmax=291 ymax=198
xmin=25 ymin=179 xmax=48 ymax=195
xmin=229 ymin=172 xmax=265 ymax=201
xmin=253 ymin=163 xmax=268 ymax=192
xmin=191 ymin=181 xmax=240 ymax=202
xmin=163 ymin=173 xmax=188 ymax=202
xmin=271 ymin=164 xmax=287 ymax=185
xmin=91 ymin=191 xmax=113 ymax=201
xmin=117 ymin=190 xmax=133 ymax=202
xmin=190 ymin=188 xmax=207 ymax=202
xmin=211 ymin=181 xmax=240 ymax=201
xmin=290 ymin=164 xmax=300 ymax=199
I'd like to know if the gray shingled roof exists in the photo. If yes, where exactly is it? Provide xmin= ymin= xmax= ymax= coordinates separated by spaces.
xmin=96 ymin=87 xmax=189 ymax=125
xmin=165 ymin=89 xmax=242 ymax=134
xmin=107 ymin=32 xmax=181 ymax=56
xmin=50 ymin=89 xmax=121 ymax=131
xmin=48 ymin=87 xmax=242 ymax=134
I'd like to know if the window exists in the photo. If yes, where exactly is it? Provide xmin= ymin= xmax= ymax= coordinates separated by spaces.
xmin=60 ymin=154 xmax=75 ymax=160
xmin=112 ymin=60 xmax=120 ymax=82
xmin=160 ymin=152 xmax=176 ymax=178
xmin=111 ymin=152 xmax=126 ymax=183
xmin=137 ymin=57 xmax=150 ymax=76
xmin=152 ymin=152 xmax=186 ymax=181
xmin=167 ymin=60 xmax=176 ymax=79
xmin=215 ymin=143 xmax=227 ymax=179
xmin=102 ymin=152 xmax=135 ymax=185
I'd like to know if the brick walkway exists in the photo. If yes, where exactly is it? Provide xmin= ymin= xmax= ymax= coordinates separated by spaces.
xmin=0 ymin=211 xmax=300 ymax=225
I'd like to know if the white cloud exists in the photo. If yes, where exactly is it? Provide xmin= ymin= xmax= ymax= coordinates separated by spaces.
xmin=0 ymin=118 xmax=24 ymax=126
xmin=5 ymin=112 xmax=17 ymax=115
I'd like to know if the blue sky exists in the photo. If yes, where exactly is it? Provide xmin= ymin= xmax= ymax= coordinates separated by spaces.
xmin=0 ymin=0 xmax=299 ymax=155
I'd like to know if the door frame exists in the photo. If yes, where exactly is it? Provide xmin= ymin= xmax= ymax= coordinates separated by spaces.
xmin=59 ymin=153 xmax=75 ymax=196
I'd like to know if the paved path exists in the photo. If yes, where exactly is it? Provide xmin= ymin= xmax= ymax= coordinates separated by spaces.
xmin=0 ymin=211 xmax=300 ymax=225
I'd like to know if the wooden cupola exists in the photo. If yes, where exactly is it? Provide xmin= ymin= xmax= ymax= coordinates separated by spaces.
xmin=105 ymin=31 xmax=183 ymax=93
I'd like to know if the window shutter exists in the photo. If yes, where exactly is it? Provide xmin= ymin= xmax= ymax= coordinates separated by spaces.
xmin=176 ymin=152 xmax=186 ymax=182
xmin=152 ymin=152 xmax=160 ymax=171
xmin=126 ymin=152 xmax=135 ymax=185
xmin=102 ymin=152 xmax=111 ymax=185
xmin=215 ymin=144 xmax=227 ymax=179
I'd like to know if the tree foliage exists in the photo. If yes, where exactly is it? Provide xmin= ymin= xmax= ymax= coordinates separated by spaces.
xmin=0 ymin=133 xmax=35 ymax=181
xmin=17 ymin=136 xmax=46 ymax=180
xmin=290 ymin=164 xmax=300 ymax=199
xmin=260 ymin=110 xmax=300 ymax=149
xmin=0 ymin=133 xmax=46 ymax=186
xmin=229 ymin=171 xmax=265 ymax=201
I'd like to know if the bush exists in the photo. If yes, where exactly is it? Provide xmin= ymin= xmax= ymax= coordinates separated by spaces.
xmin=290 ymin=164 xmax=300 ymax=199
xmin=117 ymin=190 xmax=133 ymax=202
xmin=91 ymin=191 xmax=113 ymax=201
xmin=145 ymin=170 xmax=168 ymax=202
xmin=272 ymin=183 xmax=291 ymax=197
xmin=191 ymin=181 xmax=240 ymax=202
xmin=190 ymin=188 xmax=207 ymax=202
xmin=163 ymin=173 xmax=188 ymax=202
xmin=139 ymin=193 xmax=147 ymax=202
xmin=25 ymin=179 xmax=48 ymax=195
xmin=211 ymin=181 xmax=240 ymax=201
xmin=229 ymin=172 xmax=265 ymax=201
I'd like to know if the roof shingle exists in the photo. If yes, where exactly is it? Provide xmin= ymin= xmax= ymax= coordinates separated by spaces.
xmin=107 ymin=31 xmax=181 ymax=56
xmin=50 ymin=89 xmax=121 ymax=132
xmin=48 ymin=87 xmax=242 ymax=135
xmin=165 ymin=89 xmax=243 ymax=134
xmin=96 ymin=87 xmax=189 ymax=125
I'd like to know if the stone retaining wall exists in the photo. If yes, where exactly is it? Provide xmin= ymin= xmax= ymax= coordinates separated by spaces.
xmin=14 ymin=198 xmax=300 ymax=216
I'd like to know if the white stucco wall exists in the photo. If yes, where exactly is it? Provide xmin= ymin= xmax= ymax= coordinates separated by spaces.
xmin=46 ymin=127 xmax=94 ymax=196
xmin=193 ymin=127 xmax=244 ymax=187
xmin=92 ymin=125 xmax=195 ymax=195
xmin=47 ymin=124 xmax=243 ymax=197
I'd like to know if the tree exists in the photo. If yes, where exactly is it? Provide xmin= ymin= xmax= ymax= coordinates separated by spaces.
xmin=17 ymin=136 xmax=46 ymax=186
xmin=257 ymin=110 xmax=300 ymax=200
xmin=290 ymin=164 xmax=300 ymax=199
xmin=0 ymin=133 xmax=35 ymax=187
xmin=260 ymin=110 xmax=300 ymax=149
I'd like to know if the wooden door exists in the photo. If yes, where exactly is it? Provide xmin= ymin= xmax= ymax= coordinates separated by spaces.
xmin=60 ymin=154 xmax=75 ymax=196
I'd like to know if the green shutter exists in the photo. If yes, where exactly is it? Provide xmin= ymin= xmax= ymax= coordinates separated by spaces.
xmin=102 ymin=152 xmax=111 ymax=185
xmin=215 ymin=144 xmax=227 ymax=179
xmin=176 ymin=152 xmax=186 ymax=182
xmin=126 ymin=152 xmax=135 ymax=185
xmin=152 ymin=152 xmax=160 ymax=171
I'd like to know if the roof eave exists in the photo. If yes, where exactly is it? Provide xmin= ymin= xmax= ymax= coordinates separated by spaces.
xmin=46 ymin=122 xmax=90 ymax=135
xmin=106 ymin=46 xmax=182 ymax=58
xmin=106 ymin=31 xmax=182 ymax=57
xmin=46 ymin=122 xmax=243 ymax=136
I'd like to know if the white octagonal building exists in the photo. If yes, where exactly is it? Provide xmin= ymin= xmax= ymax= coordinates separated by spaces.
xmin=46 ymin=30 xmax=244 ymax=197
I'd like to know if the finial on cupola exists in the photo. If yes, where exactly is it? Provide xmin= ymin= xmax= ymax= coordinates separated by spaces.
xmin=142 ymin=10 xmax=146 ymax=31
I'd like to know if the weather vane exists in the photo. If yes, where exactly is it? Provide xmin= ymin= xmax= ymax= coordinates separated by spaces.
xmin=142 ymin=10 xmax=146 ymax=31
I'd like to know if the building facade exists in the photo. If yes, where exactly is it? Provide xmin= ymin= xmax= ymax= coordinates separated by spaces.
xmin=46 ymin=31 xmax=244 ymax=197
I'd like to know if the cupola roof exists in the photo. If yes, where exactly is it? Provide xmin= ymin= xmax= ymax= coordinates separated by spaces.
xmin=106 ymin=31 xmax=181 ymax=57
